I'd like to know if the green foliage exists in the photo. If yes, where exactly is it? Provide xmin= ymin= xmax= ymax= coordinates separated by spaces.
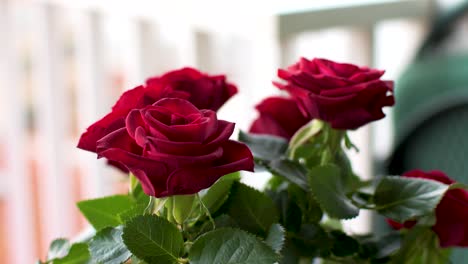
xmin=329 ymin=231 xmax=359 ymax=257
xmin=238 ymin=130 xmax=288 ymax=161
xmin=308 ymin=164 xmax=359 ymax=219
xmin=270 ymin=189 xmax=303 ymax=232
xmin=53 ymin=243 xmax=91 ymax=264
xmin=89 ymin=226 xmax=131 ymax=264
xmin=171 ymin=194 xmax=195 ymax=224
xmin=118 ymin=204 xmax=148 ymax=223
xmin=288 ymin=184 xmax=323 ymax=224
xmin=269 ymin=159 xmax=309 ymax=191
xmin=374 ymin=176 xmax=449 ymax=222
xmin=47 ymin=238 xmax=71 ymax=260
xmin=224 ymin=182 xmax=279 ymax=236
xmin=130 ymin=183 xmax=151 ymax=205
xmin=77 ymin=195 xmax=136 ymax=231
xmin=357 ymin=232 xmax=401 ymax=261
xmin=392 ymin=227 xmax=451 ymax=264
xmin=288 ymin=119 xmax=324 ymax=159
xmin=265 ymin=223 xmax=286 ymax=253
xmin=202 ymin=172 xmax=240 ymax=214
xmin=290 ymin=224 xmax=332 ymax=258
xmin=53 ymin=101 xmax=460 ymax=264
xmin=189 ymin=228 xmax=278 ymax=264
xmin=122 ymin=215 xmax=184 ymax=264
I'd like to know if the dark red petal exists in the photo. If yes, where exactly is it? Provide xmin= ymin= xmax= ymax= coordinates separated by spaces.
xmin=145 ymin=107 xmax=218 ymax=143
xmin=250 ymin=116 xmax=290 ymax=139
xmin=111 ymin=85 xmax=146 ymax=113
xmin=386 ymin=219 xmax=404 ymax=230
xmin=96 ymin=128 xmax=167 ymax=197
xmin=77 ymin=113 xmax=126 ymax=152
xmin=433 ymin=191 xmax=468 ymax=247
xmin=126 ymin=109 xmax=146 ymax=139
xmin=319 ymin=79 xmax=388 ymax=97
xmin=145 ymin=120 xmax=234 ymax=156
xmin=249 ymin=97 xmax=309 ymax=139
xmin=77 ymin=86 xmax=146 ymax=152
xmin=153 ymin=98 xmax=201 ymax=116
xmin=160 ymin=67 xmax=203 ymax=82
xmin=349 ymin=69 xmax=385 ymax=82
xmin=161 ymin=140 xmax=254 ymax=197
xmin=403 ymin=170 xmax=454 ymax=185
xmin=145 ymin=146 xmax=224 ymax=168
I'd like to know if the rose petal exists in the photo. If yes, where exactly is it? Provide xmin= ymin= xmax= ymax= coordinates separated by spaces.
xmin=146 ymin=120 xmax=235 ymax=156
xmin=96 ymin=128 xmax=167 ymax=196
xmin=249 ymin=97 xmax=309 ymax=139
xmin=77 ymin=86 xmax=145 ymax=152
xmin=162 ymin=140 xmax=254 ymax=196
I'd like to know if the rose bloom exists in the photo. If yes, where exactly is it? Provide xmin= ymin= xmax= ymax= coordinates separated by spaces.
xmin=78 ymin=67 xmax=237 ymax=170
xmin=249 ymin=96 xmax=309 ymax=140
xmin=387 ymin=170 xmax=468 ymax=247
xmin=95 ymin=98 xmax=254 ymax=197
xmin=275 ymin=57 xmax=394 ymax=130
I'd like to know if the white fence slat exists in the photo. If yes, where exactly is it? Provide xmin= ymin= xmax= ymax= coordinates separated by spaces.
xmin=73 ymin=10 xmax=112 ymax=198
xmin=1 ymin=1 xmax=37 ymax=263
xmin=32 ymin=2 xmax=75 ymax=244
xmin=135 ymin=19 xmax=156 ymax=81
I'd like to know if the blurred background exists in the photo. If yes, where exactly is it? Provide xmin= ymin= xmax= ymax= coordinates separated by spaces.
xmin=1 ymin=0 xmax=467 ymax=262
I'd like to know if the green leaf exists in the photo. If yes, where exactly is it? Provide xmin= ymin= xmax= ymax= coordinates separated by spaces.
xmin=392 ymin=227 xmax=451 ymax=264
xmin=172 ymin=194 xmax=195 ymax=224
xmin=269 ymin=189 xmax=302 ymax=232
xmin=202 ymin=172 xmax=240 ymax=214
xmin=89 ymin=226 xmax=131 ymax=264
xmin=308 ymin=164 xmax=359 ymax=219
xmin=225 ymin=182 xmax=279 ymax=235
xmin=374 ymin=176 xmax=449 ymax=222
xmin=189 ymin=228 xmax=277 ymax=264
xmin=289 ymin=119 xmax=323 ymax=159
xmin=278 ymin=240 xmax=300 ymax=264
xmin=47 ymin=238 xmax=71 ymax=260
xmin=131 ymin=183 xmax=151 ymax=205
xmin=119 ymin=204 xmax=147 ymax=223
xmin=288 ymin=184 xmax=323 ymax=224
xmin=265 ymin=223 xmax=285 ymax=253
xmin=449 ymin=182 xmax=468 ymax=190
xmin=269 ymin=159 xmax=308 ymax=191
xmin=290 ymin=224 xmax=332 ymax=258
xmin=357 ymin=232 xmax=401 ymax=260
xmin=77 ymin=195 xmax=135 ymax=231
xmin=213 ymin=214 xmax=239 ymax=228
xmin=343 ymin=133 xmax=359 ymax=152
xmin=54 ymin=243 xmax=91 ymax=264
xmin=238 ymin=131 xmax=288 ymax=161
xmin=122 ymin=215 xmax=184 ymax=264
xmin=130 ymin=256 xmax=147 ymax=264
xmin=329 ymin=231 xmax=359 ymax=257
xmin=129 ymin=173 xmax=139 ymax=195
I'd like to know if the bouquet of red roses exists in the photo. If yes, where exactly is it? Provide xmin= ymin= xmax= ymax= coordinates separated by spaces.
xmin=39 ymin=58 xmax=468 ymax=264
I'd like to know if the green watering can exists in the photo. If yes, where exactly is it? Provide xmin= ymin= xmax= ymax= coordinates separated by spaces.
xmin=386 ymin=1 xmax=468 ymax=261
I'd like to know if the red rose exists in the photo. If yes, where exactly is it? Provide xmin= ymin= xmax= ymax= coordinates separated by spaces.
xmin=77 ymin=67 xmax=237 ymax=161
xmin=249 ymin=97 xmax=309 ymax=140
xmin=96 ymin=98 xmax=254 ymax=197
xmin=275 ymin=57 xmax=394 ymax=129
xmin=387 ymin=170 xmax=468 ymax=247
